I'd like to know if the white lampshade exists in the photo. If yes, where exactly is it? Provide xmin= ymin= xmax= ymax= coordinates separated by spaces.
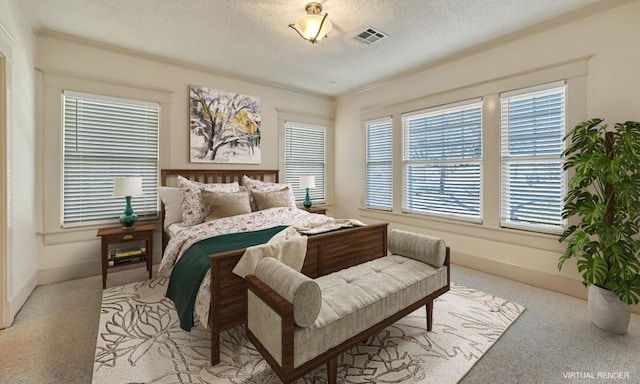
xmin=299 ymin=175 xmax=316 ymax=189
xmin=113 ymin=177 xmax=143 ymax=197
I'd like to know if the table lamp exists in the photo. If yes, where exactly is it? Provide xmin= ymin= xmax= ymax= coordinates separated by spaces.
xmin=113 ymin=176 xmax=143 ymax=229
xmin=299 ymin=175 xmax=316 ymax=209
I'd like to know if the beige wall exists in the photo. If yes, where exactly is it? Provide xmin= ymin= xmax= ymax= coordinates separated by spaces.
xmin=35 ymin=35 xmax=334 ymax=284
xmin=333 ymin=0 xmax=640 ymax=311
xmin=9 ymin=0 xmax=640 ymax=316
xmin=0 ymin=0 xmax=38 ymax=322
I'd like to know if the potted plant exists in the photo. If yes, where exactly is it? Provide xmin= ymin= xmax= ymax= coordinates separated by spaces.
xmin=559 ymin=118 xmax=640 ymax=334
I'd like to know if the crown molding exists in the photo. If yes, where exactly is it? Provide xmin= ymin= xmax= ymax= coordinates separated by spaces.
xmin=37 ymin=30 xmax=335 ymax=101
xmin=344 ymin=0 xmax=634 ymax=97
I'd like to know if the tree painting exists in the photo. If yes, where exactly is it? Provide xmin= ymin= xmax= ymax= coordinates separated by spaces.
xmin=189 ymin=85 xmax=261 ymax=163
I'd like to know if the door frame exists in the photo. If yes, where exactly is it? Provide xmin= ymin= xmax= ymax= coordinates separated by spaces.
xmin=0 ymin=55 xmax=8 ymax=328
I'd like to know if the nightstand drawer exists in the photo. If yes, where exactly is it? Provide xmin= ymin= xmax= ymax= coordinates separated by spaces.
xmin=105 ymin=231 xmax=150 ymax=243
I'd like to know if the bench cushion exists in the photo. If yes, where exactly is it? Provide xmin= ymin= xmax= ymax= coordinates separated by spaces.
xmin=292 ymin=255 xmax=448 ymax=367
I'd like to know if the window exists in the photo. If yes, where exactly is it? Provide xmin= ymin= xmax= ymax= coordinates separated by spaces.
xmin=402 ymin=100 xmax=482 ymax=221
xmin=500 ymin=82 xmax=566 ymax=233
xmin=63 ymin=91 xmax=159 ymax=226
xmin=365 ymin=117 xmax=393 ymax=210
xmin=284 ymin=121 xmax=325 ymax=204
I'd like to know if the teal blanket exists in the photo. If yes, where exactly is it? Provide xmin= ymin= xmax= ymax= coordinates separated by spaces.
xmin=166 ymin=225 xmax=288 ymax=331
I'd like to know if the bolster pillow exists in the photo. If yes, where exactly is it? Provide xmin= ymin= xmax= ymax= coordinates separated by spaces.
xmin=254 ymin=257 xmax=322 ymax=327
xmin=388 ymin=229 xmax=446 ymax=267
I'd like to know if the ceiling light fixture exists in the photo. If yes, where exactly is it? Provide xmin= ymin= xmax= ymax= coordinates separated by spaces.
xmin=289 ymin=2 xmax=332 ymax=44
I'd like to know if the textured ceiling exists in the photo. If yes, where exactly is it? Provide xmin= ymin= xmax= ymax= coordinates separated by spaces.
xmin=21 ymin=0 xmax=609 ymax=96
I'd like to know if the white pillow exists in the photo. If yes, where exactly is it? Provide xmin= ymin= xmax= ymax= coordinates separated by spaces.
xmin=242 ymin=175 xmax=296 ymax=211
xmin=177 ymin=175 xmax=240 ymax=226
xmin=158 ymin=186 xmax=182 ymax=230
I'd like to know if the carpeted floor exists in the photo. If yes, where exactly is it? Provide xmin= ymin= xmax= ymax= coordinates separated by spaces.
xmin=91 ymin=277 xmax=524 ymax=384
xmin=1 ymin=264 xmax=639 ymax=383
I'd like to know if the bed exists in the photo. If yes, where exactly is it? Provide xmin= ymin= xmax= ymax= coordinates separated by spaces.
xmin=158 ymin=169 xmax=389 ymax=365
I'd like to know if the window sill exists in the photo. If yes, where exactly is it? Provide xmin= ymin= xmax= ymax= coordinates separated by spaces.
xmin=40 ymin=219 xmax=161 ymax=246
xmin=360 ymin=208 xmax=563 ymax=253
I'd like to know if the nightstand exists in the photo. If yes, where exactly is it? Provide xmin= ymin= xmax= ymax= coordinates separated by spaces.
xmin=97 ymin=223 xmax=155 ymax=289
xmin=304 ymin=207 xmax=327 ymax=215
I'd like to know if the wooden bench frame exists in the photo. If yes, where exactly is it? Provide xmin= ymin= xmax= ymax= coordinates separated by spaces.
xmin=245 ymin=248 xmax=451 ymax=384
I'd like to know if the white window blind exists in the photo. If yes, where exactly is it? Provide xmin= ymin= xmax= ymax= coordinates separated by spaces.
xmin=500 ymin=82 xmax=566 ymax=232
xmin=402 ymin=100 xmax=482 ymax=221
xmin=366 ymin=117 xmax=393 ymax=210
xmin=63 ymin=91 xmax=159 ymax=226
xmin=284 ymin=121 xmax=325 ymax=204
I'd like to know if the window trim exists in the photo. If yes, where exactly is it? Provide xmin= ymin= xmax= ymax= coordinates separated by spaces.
xmin=61 ymin=90 xmax=160 ymax=228
xmin=365 ymin=116 xmax=393 ymax=211
xmin=358 ymin=57 xmax=587 ymax=244
xmin=401 ymin=98 xmax=483 ymax=223
xmin=42 ymin=73 xmax=172 ymax=245
xmin=499 ymin=81 xmax=567 ymax=234
xmin=283 ymin=120 xmax=326 ymax=204
xmin=277 ymin=110 xmax=334 ymax=208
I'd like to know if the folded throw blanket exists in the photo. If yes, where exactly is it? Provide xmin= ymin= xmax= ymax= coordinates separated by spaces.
xmin=232 ymin=219 xmax=365 ymax=277
xmin=232 ymin=227 xmax=308 ymax=278
xmin=294 ymin=218 xmax=365 ymax=234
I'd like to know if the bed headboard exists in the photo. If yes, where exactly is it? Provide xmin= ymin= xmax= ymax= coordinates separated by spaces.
xmin=161 ymin=169 xmax=279 ymax=187
xmin=159 ymin=168 xmax=280 ymax=251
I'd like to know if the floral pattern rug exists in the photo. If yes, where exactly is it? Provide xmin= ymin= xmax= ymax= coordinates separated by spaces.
xmin=92 ymin=277 xmax=525 ymax=384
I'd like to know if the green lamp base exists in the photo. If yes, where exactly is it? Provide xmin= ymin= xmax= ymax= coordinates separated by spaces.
xmin=303 ymin=187 xmax=312 ymax=209
xmin=120 ymin=213 xmax=138 ymax=229
xmin=120 ymin=196 xmax=138 ymax=229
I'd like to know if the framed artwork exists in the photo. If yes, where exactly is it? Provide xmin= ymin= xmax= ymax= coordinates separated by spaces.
xmin=189 ymin=85 xmax=261 ymax=163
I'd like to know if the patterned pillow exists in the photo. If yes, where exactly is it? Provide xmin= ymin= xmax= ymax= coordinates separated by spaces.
xmin=242 ymin=175 xmax=296 ymax=211
xmin=201 ymin=187 xmax=252 ymax=221
xmin=177 ymin=175 xmax=240 ymax=226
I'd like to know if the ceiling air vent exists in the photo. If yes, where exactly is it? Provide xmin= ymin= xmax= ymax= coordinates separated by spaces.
xmin=355 ymin=27 xmax=387 ymax=45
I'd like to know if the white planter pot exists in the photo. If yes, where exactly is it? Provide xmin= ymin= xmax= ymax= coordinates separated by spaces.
xmin=587 ymin=285 xmax=630 ymax=334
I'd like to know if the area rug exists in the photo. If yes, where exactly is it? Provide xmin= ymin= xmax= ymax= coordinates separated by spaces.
xmin=92 ymin=277 xmax=525 ymax=384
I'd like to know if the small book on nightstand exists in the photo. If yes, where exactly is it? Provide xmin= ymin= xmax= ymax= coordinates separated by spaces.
xmin=108 ymin=247 xmax=147 ymax=266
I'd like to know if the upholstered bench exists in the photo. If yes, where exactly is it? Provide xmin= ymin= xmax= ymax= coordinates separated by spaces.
xmin=245 ymin=229 xmax=450 ymax=384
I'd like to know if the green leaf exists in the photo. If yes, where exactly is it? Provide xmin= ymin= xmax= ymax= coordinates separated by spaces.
xmin=616 ymin=279 xmax=640 ymax=305
xmin=578 ymin=256 xmax=608 ymax=286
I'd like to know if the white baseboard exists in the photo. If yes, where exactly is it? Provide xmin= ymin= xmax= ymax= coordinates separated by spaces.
xmin=453 ymin=251 xmax=640 ymax=315
xmin=9 ymin=271 xmax=38 ymax=321
xmin=38 ymin=252 xmax=160 ymax=285
xmin=37 ymin=260 xmax=102 ymax=285
xmin=34 ymin=250 xmax=640 ymax=316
